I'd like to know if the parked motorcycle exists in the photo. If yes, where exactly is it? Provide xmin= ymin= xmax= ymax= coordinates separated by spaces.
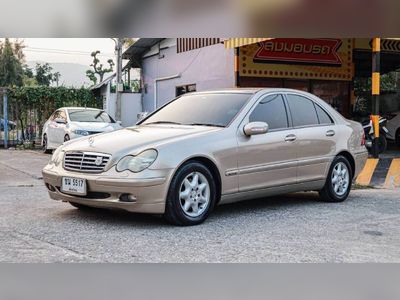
xmin=362 ymin=116 xmax=388 ymax=154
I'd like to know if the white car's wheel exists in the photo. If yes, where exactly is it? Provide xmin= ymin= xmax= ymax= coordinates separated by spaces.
xmin=42 ymin=134 xmax=52 ymax=154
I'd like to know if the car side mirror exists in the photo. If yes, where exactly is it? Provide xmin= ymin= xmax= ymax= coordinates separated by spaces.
xmin=243 ymin=122 xmax=269 ymax=136
xmin=55 ymin=118 xmax=66 ymax=124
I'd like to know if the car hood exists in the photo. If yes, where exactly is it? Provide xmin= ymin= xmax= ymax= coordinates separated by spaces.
xmin=70 ymin=121 xmax=121 ymax=132
xmin=62 ymin=124 xmax=220 ymax=158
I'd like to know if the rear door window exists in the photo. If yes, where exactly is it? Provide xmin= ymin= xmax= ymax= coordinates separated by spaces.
xmin=286 ymin=94 xmax=319 ymax=127
xmin=315 ymin=104 xmax=334 ymax=124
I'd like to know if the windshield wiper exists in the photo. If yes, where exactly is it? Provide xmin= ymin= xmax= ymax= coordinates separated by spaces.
xmin=94 ymin=110 xmax=105 ymax=119
xmin=187 ymin=123 xmax=225 ymax=128
xmin=145 ymin=121 xmax=183 ymax=125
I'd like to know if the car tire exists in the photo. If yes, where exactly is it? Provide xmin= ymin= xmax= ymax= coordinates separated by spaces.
xmin=395 ymin=129 xmax=400 ymax=147
xmin=319 ymin=155 xmax=353 ymax=203
xmin=42 ymin=135 xmax=52 ymax=154
xmin=164 ymin=161 xmax=217 ymax=226
xmin=64 ymin=134 xmax=70 ymax=142
xmin=378 ymin=135 xmax=387 ymax=153
xmin=69 ymin=202 xmax=92 ymax=210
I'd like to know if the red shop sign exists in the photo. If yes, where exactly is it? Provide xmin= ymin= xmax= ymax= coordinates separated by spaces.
xmin=253 ymin=38 xmax=343 ymax=66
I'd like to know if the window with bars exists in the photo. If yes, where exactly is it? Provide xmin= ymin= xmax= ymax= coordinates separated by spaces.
xmin=176 ymin=84 xmax=197 ymax=96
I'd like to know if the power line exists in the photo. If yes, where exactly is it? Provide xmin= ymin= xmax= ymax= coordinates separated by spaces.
xmin=24 ymin=47 xmax=115 ymax=57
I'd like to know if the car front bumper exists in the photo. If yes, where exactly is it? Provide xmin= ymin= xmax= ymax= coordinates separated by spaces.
xmin=42 ymin=164 xmax=175 ymax=214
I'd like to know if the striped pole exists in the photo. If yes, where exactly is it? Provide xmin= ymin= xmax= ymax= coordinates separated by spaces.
xmin=234 ymin=47 xmax=240 ymax=87
xmin=371 ymin=38 xmax=380 ymax=158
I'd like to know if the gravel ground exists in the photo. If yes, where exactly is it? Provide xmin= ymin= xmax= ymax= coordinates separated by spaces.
xmin=0 ymin=150 xmax=399 ymax=262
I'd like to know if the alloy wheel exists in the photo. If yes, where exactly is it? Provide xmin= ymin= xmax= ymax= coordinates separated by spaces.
xmin=179 ymin=171 xmax=210 ymax=217
xmin=331 ymin=162 xmax=350 ymax=196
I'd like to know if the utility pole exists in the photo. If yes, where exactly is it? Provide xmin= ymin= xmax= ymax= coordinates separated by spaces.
xmin=114 ymin=38 xmax=123 ymax=122
xmin=371 ymin=38 xmax=381 ymax=158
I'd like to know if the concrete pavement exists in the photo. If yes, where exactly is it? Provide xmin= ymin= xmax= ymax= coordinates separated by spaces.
xmin=0 ymin=150 xmax=399 ymax=262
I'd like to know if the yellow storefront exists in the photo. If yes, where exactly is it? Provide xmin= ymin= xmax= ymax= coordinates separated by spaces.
xmin=227 ymin=38 xmax=400 ymax=118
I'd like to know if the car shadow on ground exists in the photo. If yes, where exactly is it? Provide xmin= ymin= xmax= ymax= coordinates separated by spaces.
xmin=54 ymin=192 xmax=324 ymax=227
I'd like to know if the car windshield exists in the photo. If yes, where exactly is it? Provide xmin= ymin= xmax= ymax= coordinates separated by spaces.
xmin=141 ymin=93 xmax=252 ymax=127
xmin=68 ymin=109 xmax=114 ymax=123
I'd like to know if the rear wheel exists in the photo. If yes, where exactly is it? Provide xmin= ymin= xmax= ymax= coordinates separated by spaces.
xmin=164 ymin=162 xmax=217 ymax=226
xmin=319 ymin=155 xmax=352 ymax=203
xmin=42 ymin=134 xmax=52 ymax=154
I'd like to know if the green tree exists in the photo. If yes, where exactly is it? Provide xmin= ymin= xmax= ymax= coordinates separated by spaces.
xmin=0 ymin=38 xmax=24 ymax=87
xmin=86 ymin=50 xmax=114 ymax=85
xmin=35 ymin=62 xmax=59 ymax=86
xmin=22 ymin=64 xmax=37 ymax=86
xmin=53 ymin=71 xmax=61 ymax=86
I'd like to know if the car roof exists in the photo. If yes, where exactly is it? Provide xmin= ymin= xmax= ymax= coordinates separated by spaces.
xmin=185 ymin=88 xmax=313 ymax=95
xmin=58 ymin=107 xmax=102 ymax=110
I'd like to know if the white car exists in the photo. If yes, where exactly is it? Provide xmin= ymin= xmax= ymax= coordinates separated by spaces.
xmin=386 ymin=111 xmax=400 ymax=146
xmin=42 ymin=107 xmax=122 ymax=153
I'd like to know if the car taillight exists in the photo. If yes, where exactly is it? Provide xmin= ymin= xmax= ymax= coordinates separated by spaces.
xmin=361 ymin=132 xmax=366 ymax=146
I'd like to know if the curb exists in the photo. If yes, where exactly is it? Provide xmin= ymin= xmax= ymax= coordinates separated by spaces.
xmin=356 ymin=158 xmax=400 ymax=189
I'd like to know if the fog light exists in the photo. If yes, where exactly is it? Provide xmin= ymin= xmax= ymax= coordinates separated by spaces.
xmin=119 ymin=194 xmax=137 ymax=203
xmin=46 ymin=183 xmax=56 ymax=192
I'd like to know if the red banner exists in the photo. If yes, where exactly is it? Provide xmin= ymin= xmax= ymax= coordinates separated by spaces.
xmin=254 ymin=38 xmax=343 ymax=66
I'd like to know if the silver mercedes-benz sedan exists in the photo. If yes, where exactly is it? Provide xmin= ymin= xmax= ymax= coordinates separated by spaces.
xmin=42 ymin=88 xmax=368 ymax=226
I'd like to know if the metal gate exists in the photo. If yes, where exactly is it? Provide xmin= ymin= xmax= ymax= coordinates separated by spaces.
xmin=1 ymin=90 xmax=102 ymax=149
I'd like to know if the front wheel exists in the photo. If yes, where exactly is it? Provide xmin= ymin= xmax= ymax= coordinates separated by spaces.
xmin=319 ymin=156 xmax=353 ymax=203
xmin=42 ymin=135 xmax=52 ymax=154
xmin=164 ymin=162 xmax=217 ymax=226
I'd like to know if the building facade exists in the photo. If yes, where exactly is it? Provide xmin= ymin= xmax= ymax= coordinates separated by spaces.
xmin=123 ymin=38 xmax=400 ymax=117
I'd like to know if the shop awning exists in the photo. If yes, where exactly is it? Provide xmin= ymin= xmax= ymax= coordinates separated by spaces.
xmin=224 ymin=38 xmax=272 ymax=49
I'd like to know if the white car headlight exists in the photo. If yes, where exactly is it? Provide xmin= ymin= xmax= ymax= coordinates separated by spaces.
xmin=116 ymin=149 xmax=158 ymax=173
xmin=50 ymin=147 xmax=63 ymax=166
xmin=73 ymin=129 xmax=89 ymax=136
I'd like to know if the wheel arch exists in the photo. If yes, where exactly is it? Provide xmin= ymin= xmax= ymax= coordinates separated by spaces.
xmin=174 ymin=155 xmax=222 ymax=204
xmin=336 ymin=151 xmax=355 ymax=179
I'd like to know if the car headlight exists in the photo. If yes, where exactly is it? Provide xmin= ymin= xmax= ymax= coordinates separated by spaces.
xmin=73 ymin=129 xmax=89 ymax=136
xmin=50 ymin=147 xmax=63 ymax=166
xmin=116 ymin=149 xmax=158 ymax=173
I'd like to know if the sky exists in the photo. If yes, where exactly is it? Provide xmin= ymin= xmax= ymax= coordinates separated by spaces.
xmin=19 ymin=38 xmax=117 ymax=67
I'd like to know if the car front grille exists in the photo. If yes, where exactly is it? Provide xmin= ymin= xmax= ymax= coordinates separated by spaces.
xmin=63 ymin=151 xmax=111 ymax=173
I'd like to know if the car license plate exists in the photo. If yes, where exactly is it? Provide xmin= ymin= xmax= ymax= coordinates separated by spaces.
xmin=61 ymin=177 xmax=86 ymax=195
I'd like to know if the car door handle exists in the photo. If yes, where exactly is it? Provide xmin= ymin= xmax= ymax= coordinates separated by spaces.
xmin=284 ymin=134 xmax=297 ymax=142
xmin=326 ymin=130 xmax=335 ymax=137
